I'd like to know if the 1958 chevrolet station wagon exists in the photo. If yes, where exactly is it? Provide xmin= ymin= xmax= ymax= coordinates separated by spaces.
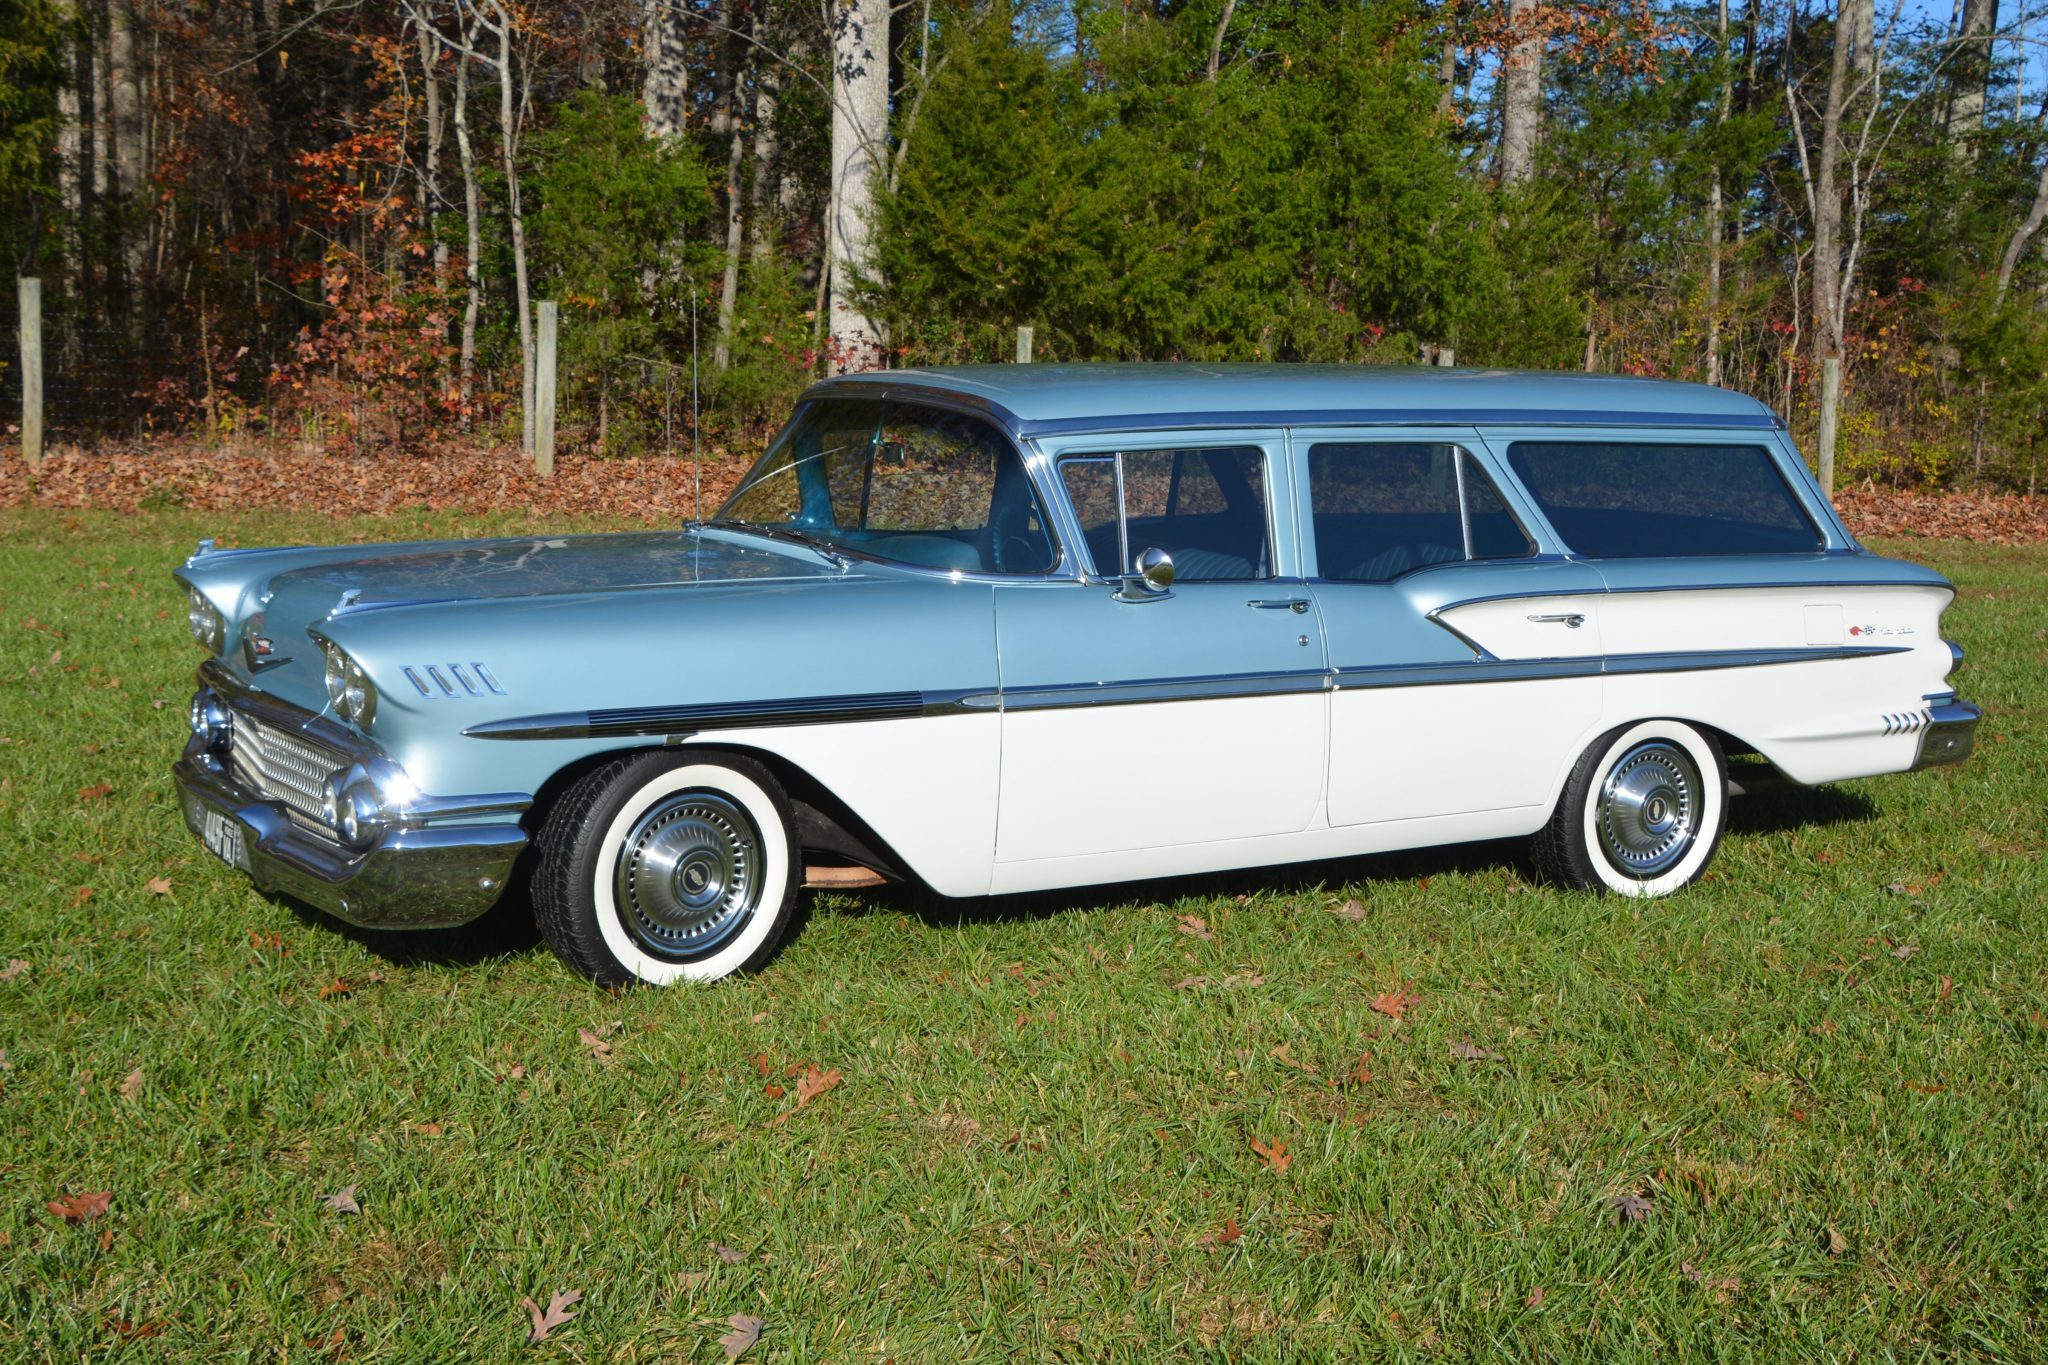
xmin=172 ymin=365 xmax=1980 ymax=985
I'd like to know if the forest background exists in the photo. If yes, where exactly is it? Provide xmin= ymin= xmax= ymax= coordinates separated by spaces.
xmin=5 ymin=0 xmax=2048 ymax=498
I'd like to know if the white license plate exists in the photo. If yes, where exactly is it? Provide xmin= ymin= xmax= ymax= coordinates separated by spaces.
xmin=201 ymin=809 xmax=249 ymax=871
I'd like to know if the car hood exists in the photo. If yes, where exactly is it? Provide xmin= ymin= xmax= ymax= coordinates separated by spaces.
xmin=263 ymin=530 xmax=837 ymax=612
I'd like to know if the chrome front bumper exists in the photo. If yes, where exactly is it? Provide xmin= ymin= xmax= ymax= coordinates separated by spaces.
xmin=1911 ymin=698 xmax=1981 ymax=771
xmin=173 ymin=746 xmax=529 ymax=930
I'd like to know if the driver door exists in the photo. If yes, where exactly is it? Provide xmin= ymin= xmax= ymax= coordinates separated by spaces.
xmin=991 ymin=435 xmax=1328 ymax=879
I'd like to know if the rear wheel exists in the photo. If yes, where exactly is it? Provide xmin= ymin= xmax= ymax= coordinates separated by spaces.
xmin=534 ymin=751 xmax=800 ymax=985
xmin=1533 ymin=720 xmax=1727 ymax=897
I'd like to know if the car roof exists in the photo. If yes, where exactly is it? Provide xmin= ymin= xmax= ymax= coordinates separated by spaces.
xmin=805 ymin=363 xmax=1781 ymax=437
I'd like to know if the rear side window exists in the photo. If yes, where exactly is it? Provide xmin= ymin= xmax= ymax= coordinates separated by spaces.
xmin=1308 ymin=443 xmax=1534 ymax=582
xmin=1505 ymin=441 xmax=1823 ymax=558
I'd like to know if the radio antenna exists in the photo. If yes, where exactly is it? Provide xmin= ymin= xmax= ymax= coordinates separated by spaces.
xmin=690 ymin=288 xmax=702 ymax=526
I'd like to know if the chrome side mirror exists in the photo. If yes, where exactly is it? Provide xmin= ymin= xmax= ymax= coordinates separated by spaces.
xmin=1115 ymin=547 xmax=1175 ymax=601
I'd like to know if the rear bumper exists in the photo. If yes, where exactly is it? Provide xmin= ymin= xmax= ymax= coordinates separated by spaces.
xmin=173 ymin=751 xmax=527 ymax=929
xmin=1911 ymin=698 xmax=1981 ymax=771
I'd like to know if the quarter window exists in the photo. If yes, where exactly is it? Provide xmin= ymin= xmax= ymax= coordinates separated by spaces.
xmin=1060 ymin=447 xmax=1272 ymax=581
xmin=1504 ymin=441 xmax=1824 ymax=557
xmin=1308 ymin=443 xmax=1534 ymax=582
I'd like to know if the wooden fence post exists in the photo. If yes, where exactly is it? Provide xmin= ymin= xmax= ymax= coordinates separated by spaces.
xmin=1816 ymin=355 xmax=1841 ymax=496
xmin=535 ymin=300 xmax=558 ymax=475
xmin=1015 ymin=325 xmax=1033 ymax=364
xmin=18 ymin=278 xmax=42 ymax=470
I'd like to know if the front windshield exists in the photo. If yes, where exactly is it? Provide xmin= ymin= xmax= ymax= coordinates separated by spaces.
xmin=715 ymin=398 xmax=1059 ymax=574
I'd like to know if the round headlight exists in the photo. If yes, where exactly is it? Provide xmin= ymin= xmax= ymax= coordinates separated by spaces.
xmin=323 ymin=643 xmax=347 ymax=707
xmin=187 ymin=588 xmax=224 ymax=652
xmin=342 ymin=658 xmax=376 ymax=728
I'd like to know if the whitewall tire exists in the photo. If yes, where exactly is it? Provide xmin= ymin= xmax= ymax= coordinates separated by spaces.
xmin=534 ymin=750 xmax=800 ymax=985
xmin=1533 ymin=719 xmax=1727 ymax=898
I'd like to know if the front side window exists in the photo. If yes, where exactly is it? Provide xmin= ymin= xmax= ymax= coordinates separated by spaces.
xmin=1308 ymin=442 xmax=1534 ymax=582
xmin=716 ymin=399 xmax=1057 ymax=573
xmin=1505 ymin=441 xmax=1824 ymax=558
xmin=1059 ymin=446 xmax=1272 ymax=581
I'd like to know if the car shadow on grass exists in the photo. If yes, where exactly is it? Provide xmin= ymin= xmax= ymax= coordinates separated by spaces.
xmin=266 ymin=881 xmax=544 ymax=970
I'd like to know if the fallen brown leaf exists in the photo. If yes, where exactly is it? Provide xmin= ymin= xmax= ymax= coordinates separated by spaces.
xmin=762 ymin=1082 xmax=786 ymax=1100
xmin=1825 ymin=1224 xmax=1850 ymax=1256
xmin=319 ymin=1184 xmax=361 ymax=1215
xmin=1268 ymin=1043 xmax=1318 ymax=1076
xmin=1176 ymin=914 xmax=1213 ymax=941
xmin=1891 ymin=943 xmax=1919 ymax=960
xmin=78 ymin=783 xmax=113 ymax=802
xmin=118 ymin=1067 xmax=143 ymax=1100
xmin=1216 ymin=1215 xmax=1242 ymax=1244
xmin=97 ymin=1226 xmax=113 ymax=1251
xmin=750 ymin=1052 xmax=773 ymax=1077
xmin=410 ymin=1121 xmax=443 ymax=1136
xmin=711 ymin=1241 xmax=746 ymax=1264
xmin=521 ymin=1288 xmax=582 ymax=1344
xmin=46 ymin=1190 xmax=112 ymax=1224
xmin=1449 ymin=1038 xmax=1494 ymax=1062
xmin=1173 ymin=975 xmax=1210 ymax=991
xmin=71 ymin=886 xmax=94 ymax=907
xmin=1327 ymin=898 xmax=1367 ymax=921
xmin=144 ymin=877 xmax=171 ymax=895
xmin=1250 ymin=1137 xmax=1291 ymax=1174
xmin=1370 ymin=985 xmax=1419 ymax=1020
xmin=719 ymin=1313 xmax=763 ymax=1359
xmin=794 ymin=1065 xmax=842 ymax=1108
xmin=0 ymin=959 xmax=26 ymax=982
xmin=1607 ymin=1192 xmax=1652 ymax=1224
xmin=1525 ymin=1286 xmax=1546 ymax=1309
xmin=577 ymin=1028 xmax=613 ymax=1061
xmin=318 ymin=979 xmax=352 ymax=1000
xmin=1938 ymin=975 xmax=1953 ymax=1001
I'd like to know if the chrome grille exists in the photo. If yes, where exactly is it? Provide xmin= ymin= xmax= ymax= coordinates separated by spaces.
xmin=228 ymin=711 xmax=342 ymax=826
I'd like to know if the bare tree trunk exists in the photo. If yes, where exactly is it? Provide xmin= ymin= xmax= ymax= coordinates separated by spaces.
xmin=749 ymin=28 xmax=781 ymax=262
xmin=1437 ymin=25 xmax=1458 ymax=121
xmin=1707 ymin=0 xmax=1730 ymax=386
xmin=641 ymin=0 xmax=689 ymax=138
xmin=1947 ymin=0 xmax=1996 ymax=149
xmin=828 ymin=0 xmax=889 ymax=372
xmin=451 ymin=17 xmax=483 ymax=425
xmin=1996 ymin=152 xmax=2048 ymax=300
xmin=418 ymin=16 xmax=449 ymax=275
xmin=1206 ymin=0 xmax=1238 ymax=80
xmin=108 ymin=0 xmax=147 ymax=302
xmin=57 ymin=8 xmax=84 ymax=281
xmin=1498 ymin=0 xmax=1543 ymax=184
xmin=482 ymin=0 xmax=535 ymax=457
xmin=713 ymin=0 xmax=751 ymax=370
xmin=1809 ymin=0 xmax=1872 ymax=495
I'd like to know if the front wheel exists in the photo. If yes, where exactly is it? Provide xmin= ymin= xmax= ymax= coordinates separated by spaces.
xmin=1532 ymin=720 xmax=1727 ymax=897
xmin=533 ymin=751 xmax=800 ymax=985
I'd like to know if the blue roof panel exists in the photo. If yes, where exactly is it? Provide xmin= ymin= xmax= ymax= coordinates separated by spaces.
xmin=810 ymin=363 xmax=1779 ymax=434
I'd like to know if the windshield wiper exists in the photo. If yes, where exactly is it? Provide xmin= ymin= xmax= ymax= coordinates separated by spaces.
xmin=694 ymin=518 xmax=852 ymax=568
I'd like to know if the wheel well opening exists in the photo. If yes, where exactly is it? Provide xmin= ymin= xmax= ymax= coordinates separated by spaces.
xmin=524 ymin=743 xmax=914 ymax=886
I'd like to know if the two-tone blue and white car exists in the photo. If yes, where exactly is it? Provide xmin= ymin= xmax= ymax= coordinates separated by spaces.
xmin=172 ymin=365 xmax=1980 ymax=985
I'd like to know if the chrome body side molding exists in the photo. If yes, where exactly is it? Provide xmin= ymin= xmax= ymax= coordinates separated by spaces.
xmin=468 ymin=647 xmax=1908 ymax=739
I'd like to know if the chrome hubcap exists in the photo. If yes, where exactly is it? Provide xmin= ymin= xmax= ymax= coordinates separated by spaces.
xmin=1596 ymin=742 xmax=1701 ymax=879
xmin=615 ymin=792 xmax=761 ymax=959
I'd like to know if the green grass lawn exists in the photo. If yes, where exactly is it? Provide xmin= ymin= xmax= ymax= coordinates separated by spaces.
xmin=1 ymin=506 xmax=2043 ymax=1362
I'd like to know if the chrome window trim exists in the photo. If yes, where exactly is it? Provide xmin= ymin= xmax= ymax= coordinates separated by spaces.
xmin=1419 ymin=576 xmax=1957 ymax=619
xmin=1298 ymin=438 xmax=1542 ymax=581
xmin=1050 ymin=440 xmax=1286 ymax=583
xmin=1015 ymin=409 xmax=1784 ymax=440
xmin=719 ymin=389 xmax=1080 ymax=581
xmin=1500 ymin=436 xmax=1830 ymax=560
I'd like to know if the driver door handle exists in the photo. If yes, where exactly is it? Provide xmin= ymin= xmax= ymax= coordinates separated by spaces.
xmin=1248 ymin=598 xmax=1311 ymax=614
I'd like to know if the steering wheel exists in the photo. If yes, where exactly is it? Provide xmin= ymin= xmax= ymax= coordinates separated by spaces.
xmin=988 ymin=496 xmax=1048 ymax=574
